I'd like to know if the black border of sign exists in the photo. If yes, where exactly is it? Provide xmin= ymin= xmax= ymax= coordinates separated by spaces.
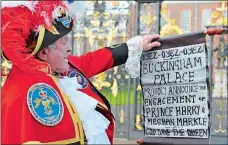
xmin=140 ymin=31 xmax=211 ymax=144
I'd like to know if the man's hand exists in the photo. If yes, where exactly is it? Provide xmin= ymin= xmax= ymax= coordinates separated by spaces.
xmin=142 ymin=34 xmax=161 ymax=51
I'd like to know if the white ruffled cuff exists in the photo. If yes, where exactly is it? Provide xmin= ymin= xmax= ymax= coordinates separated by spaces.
xmin=125 ymin=36 xmax=143 ymax=78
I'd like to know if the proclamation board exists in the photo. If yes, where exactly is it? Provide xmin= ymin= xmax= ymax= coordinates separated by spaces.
xmin=140 ymin=32 xmax=210 ymax=140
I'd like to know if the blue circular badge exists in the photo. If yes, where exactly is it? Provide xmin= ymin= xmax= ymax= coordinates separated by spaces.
xmin=67 ymin=69 xmax=88 ymax=89
xmin=27 ymin=83 xmax=64 ymax=126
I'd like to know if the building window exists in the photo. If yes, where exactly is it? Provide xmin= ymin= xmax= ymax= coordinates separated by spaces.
xmin=180 ymin=10 xmax=191 ymax=33
xmin=201 ymin=9 xmax=212 ymax=30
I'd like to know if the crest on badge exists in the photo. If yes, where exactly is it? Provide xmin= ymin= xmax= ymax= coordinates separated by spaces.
xmin=67 ymin=69 xmax=88 ymax=89
xmin=27 ymin=83 xmax=64 ymax=126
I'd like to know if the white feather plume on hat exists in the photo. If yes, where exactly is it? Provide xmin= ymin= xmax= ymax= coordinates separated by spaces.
xmin=67 ymin=1 xmax=87 ymax=21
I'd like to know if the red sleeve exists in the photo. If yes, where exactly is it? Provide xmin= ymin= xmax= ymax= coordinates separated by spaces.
xmin=68 ymin=48 xmax=114 ymax=78
xmin=68 ymin=43 xmax=128 ymax=78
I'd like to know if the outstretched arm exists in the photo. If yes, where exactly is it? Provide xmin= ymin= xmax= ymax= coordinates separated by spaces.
xmin=68 ymin=43 xmax=128 ymax=78
xmin=68 ymin=34 xmax=161 ymax=78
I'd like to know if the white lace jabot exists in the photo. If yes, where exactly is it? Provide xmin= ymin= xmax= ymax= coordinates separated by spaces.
xmin=58 ymin=76 xmax=110 ymax=144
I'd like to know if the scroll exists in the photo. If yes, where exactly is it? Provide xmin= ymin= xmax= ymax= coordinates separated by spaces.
xmin=140 ymin=32 xmax=210 ymax=138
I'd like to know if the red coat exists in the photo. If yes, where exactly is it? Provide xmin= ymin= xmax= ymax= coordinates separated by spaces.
xmin=1 ymin=44 xmax=128 ymax=144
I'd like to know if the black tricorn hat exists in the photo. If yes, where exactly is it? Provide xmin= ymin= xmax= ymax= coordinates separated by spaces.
xmin=27 ymin=15 xmax=74 ymax=55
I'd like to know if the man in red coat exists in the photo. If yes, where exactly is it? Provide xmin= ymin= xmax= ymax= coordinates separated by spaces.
xmin=1 ymin=1 xmax=160 ymax=144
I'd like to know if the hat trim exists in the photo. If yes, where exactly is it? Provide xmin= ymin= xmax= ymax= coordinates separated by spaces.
xmin=31 ymin=26 xmax=46 ymax=56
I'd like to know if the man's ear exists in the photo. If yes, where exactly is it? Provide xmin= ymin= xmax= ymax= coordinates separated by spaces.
xmin=37 ymin=48 xmax=49 ymax=61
